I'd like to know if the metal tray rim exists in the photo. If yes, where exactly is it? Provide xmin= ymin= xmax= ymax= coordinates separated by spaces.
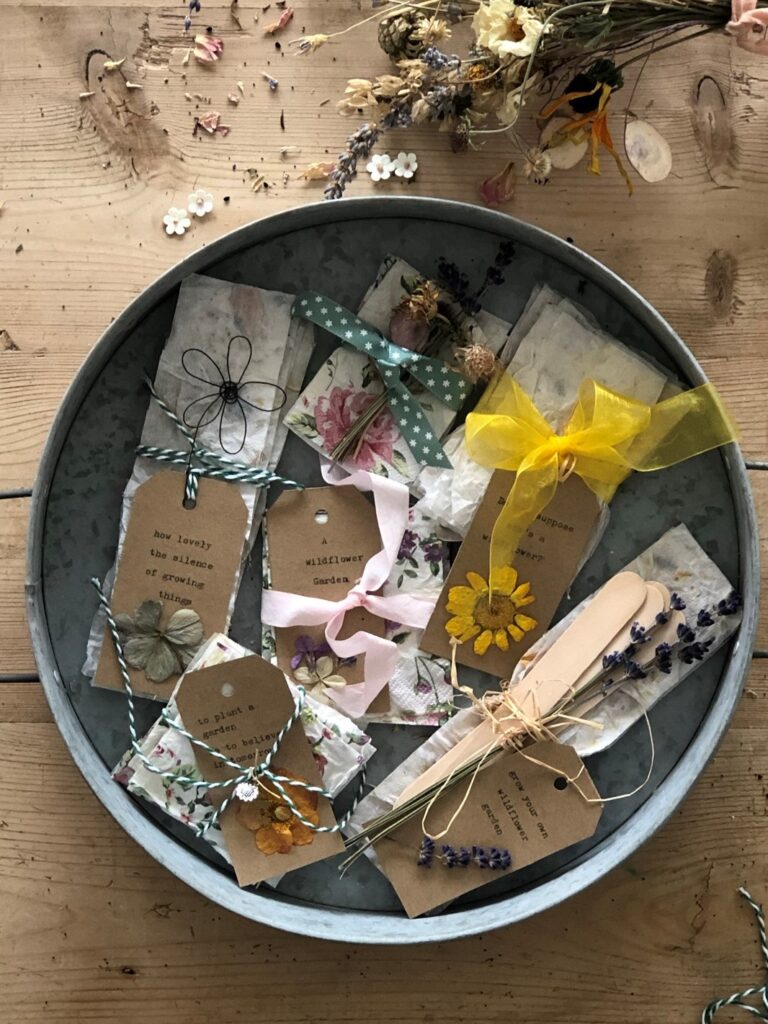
xmin=26 ymin=196 xmax=760 ymax=943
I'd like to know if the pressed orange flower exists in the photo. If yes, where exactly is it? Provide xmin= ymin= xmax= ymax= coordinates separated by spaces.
xmin=541 ymin=83 xmax=633 ymax=196
xmin=234 ymin=770 xmax=319 ymax=855
xmin=445 ymin=567 xmax=537 ymax=657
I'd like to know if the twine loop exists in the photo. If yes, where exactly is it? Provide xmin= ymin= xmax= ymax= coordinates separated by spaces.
xmin=702 ymin=888 xmax=768 ymax=1023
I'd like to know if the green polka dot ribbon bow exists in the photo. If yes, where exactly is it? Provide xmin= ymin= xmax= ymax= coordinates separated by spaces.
xmin=292 ymin=292 xmax=471 ymax=469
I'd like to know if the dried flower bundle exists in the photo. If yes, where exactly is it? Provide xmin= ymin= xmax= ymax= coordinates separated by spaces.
xmin=306 ymin=0 xmax=752 ymax=199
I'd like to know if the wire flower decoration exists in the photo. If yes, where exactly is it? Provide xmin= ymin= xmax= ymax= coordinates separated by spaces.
xmin=181 ymin=335 xmax=287 ymax=455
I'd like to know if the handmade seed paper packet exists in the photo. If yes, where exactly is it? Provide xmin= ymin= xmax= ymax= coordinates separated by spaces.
xmin=283 ymin=256 xmax=516 ymax=487
xmin=415 ymin=283 xmax=670 ymax=536
xmin=85 ymin=274 xmax=314 ymax=698
xmin=346 ymin=523 xmax=741 ymax=862
xmin=113 ymin=634 xmax=375 ymax=873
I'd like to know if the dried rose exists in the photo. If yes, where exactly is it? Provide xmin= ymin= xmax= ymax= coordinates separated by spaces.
xmin=300 ymin=161 xmax=335 ymax=180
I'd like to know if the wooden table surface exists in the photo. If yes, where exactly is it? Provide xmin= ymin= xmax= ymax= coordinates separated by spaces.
xmin=2 ymin=1 xmax=768 ymax=1019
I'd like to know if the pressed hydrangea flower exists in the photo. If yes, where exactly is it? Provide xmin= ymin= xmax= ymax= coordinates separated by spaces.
xmin=187 ymin=188 xmax=214 ymax=217
xmin=115 ymin=600 xmax=204 ymax=681
xmin=162 ymin=207 xmax=192 ymax=236
xmin=393 ymin=151 xmax=418 ymax=179
xmin=366 ymin=153 xmax=395 ymax=181
xmin=445 ymin=568 xmax=537 ymax=656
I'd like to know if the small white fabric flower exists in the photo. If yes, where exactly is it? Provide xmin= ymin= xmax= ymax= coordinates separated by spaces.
xmin=366 ymin=153 xmax=394 ymax=182
xmin=393 ymin=152 xmax=418 ymax=179
xmin=234 ymin=780 xmax=260 ymax=802
xmin=162 ymin=207 xmax=192 ymax=236
xmin=188 ymin=188 xmax=214 ymax=217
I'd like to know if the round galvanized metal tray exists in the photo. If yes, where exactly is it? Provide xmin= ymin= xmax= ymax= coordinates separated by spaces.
xmin=27 ymin=197 xmax=758 ymax=943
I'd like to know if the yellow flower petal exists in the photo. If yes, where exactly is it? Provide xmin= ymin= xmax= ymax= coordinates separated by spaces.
xmin=511 ymin=581 xmax=531 ymax=603
xmin=508 ymin=623 xmax=525 ymax=642
xmin=466 ymin=571 xmax=489 ymax=594
xmin=492 ymin=566 xmax=519 ymax=595
xmin=494 ymin=629 xmax=509 ymax=652
xmin=447 ymin=587 xmax=478 ymax=615
xmin=515 ymin=613 xmax=538 ymax=632
xmin=446 ymin=615 xmax=474 ymax=637
xmin=474 ymin=629 xmax=493 ymax=656
xmin=460 ymin=624 xmax=481 ymax=643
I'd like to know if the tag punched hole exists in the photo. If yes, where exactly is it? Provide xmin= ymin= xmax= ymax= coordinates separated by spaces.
xmin=183 ymin=497 xmax=197 ymax=510
xmin=553 ymin=776 xmax=568 ymax=791
xmin=314 ymin=508 xmax=329 ymax=525
xmin=221 ymin=682 xmax=235 ymax=698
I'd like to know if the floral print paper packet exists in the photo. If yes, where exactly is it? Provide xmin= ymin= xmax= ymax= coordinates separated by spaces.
xmin=112 ymin=634 xmax=375 ymax=864
xmin=283 ymin=256 xmax=514 ymax=488
xmin=263 ymin=506 xmax=454 ymax=726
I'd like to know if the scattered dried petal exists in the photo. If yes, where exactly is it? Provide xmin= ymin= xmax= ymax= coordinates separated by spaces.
xmin=291 ymin=33 xmax=328 ymax=53
xmin=280 ymin=145 xmax=302 ymax=157
xmin=103 ymin=57 xmax=126 ymax=72
xmin=479 ymin=159 xmax=516 ymax=206
xmin=194 ymin=33 xmax=224 ymax=63
xmin=227 ymin=91 xmax=240 ymax=104
xmin=125 ymin=81 xmax=144 ymax=90
xmin=237 ymin=80 xmax=245 ymax=94
xmin=197 ymin=110 xmax=231 ymax=135
xmin=79 ymin=91 xmax=96 ymax=99
xmin=181 ymin=48 xmax=191 ymax=66
xmin=624 ymin=119 xmax=672 ymax=183
xmin=262 ymin=71 xmax=279 ymax=91
xmin=300 ymin=161 xmax=334 ymax=180
xmin=264 ymin=6 xmax=293 ymax=33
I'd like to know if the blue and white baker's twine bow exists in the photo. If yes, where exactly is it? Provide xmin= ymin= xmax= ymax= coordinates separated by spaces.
xmin=701 ymin=888 xmax=768 ymax=1023
xmin=137 ymin=379 xmax=304 ymax=504
xmin=292 ymin=292 xmax=471 ymax=469
xmin=92 ymin=577 xmax=364 ymax=838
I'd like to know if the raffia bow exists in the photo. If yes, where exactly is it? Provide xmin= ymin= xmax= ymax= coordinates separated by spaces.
xmin=465 ymin=375 xmax=738 ymax=588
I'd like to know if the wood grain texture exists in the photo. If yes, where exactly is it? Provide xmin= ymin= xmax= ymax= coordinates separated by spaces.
xmin=2 ymin=2 xmax=768 ymax=1019
xmin=0 ymin=665 xmax=766 ymax=1023
xmin=2 ymin=9 xmax=768 ymax=486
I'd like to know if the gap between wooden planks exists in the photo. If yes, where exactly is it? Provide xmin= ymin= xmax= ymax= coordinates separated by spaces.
xmin=0 ymin=663 xmax=765 ymax=1023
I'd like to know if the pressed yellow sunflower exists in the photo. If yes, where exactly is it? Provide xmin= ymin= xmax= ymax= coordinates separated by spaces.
xmin=445 ymin=567 xmax=537 ymax=657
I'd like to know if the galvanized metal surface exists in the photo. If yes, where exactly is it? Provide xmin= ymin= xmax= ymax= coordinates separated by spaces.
xmin=26 ymin=198 xmax=759 ymax=943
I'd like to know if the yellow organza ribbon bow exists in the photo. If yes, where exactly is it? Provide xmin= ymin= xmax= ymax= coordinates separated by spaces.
xmin=465 ymin=375 xmax=738 ymax=588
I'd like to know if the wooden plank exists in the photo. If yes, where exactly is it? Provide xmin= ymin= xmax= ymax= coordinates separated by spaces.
xmin=0 ymin=499 xmax=35 ymax=676
xmin=0 ymin=663 xmax=764 ymax=1022
xmin=2 ymin=12 xmax=768 ymax=486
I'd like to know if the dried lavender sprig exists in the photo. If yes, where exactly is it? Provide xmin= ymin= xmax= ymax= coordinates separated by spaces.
xmin=417 ymin=834 xmax=435 ymax=867
xmin=324 ymin=123 xmax=380 ymax=201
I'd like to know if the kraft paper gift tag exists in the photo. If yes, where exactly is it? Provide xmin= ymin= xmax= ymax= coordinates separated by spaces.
xmin=374 ymin=741 xmax=602 ymax=918
xmin=262 ymin=485 xmax=388 ymax=700
xmin=84 ymin=274 xmax=315 ymax=681
xmin=174 ymin=654 xmax=345 ymax=887
xmin=420 ymin=472 xmax=603 ymax=678
xmin=94 ymin=471 xmax=248 ymax=701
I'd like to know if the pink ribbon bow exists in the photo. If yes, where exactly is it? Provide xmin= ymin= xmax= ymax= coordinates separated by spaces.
xmin=726 ymin=0 xmax=768 ymax=53
xmin=260 ymin=465 xmax=437 ymax=717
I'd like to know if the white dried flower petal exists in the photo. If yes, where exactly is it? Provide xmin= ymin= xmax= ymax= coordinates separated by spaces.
xmin=625 ymin=119 xmax=672 ymax=183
